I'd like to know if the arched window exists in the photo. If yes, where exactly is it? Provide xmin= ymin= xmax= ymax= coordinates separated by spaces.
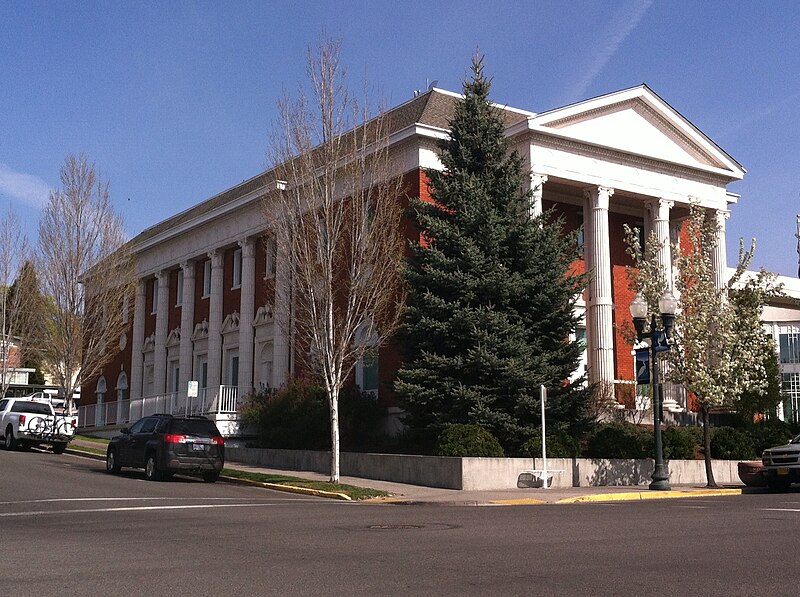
xmin=116 ymin=372 xmax=128 ymax=402
xmin=95 ymin=376 xmax=107 ymax=427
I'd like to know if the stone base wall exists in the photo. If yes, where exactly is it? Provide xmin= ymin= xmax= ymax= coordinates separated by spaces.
xmin=225 ymin=447 xmax=743 ymax=490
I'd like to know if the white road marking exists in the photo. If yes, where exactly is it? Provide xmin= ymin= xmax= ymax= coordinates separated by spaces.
xmin=0 ymin=501 xmax=334 ymax=517
xmin=0 ymin=497 xmax=267 ymax=505
xmin=760 ymin=508 xmax=800 ymax=513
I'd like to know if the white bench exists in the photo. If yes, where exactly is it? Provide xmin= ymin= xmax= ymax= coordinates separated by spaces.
xmin=518 ymin=469 xmax=564 ymax=489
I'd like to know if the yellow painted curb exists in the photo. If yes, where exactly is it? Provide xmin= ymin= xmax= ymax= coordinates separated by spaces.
xmin=556 ymin=488 xmax=742 ymax=504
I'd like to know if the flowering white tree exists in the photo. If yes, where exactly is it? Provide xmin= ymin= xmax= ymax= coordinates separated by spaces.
xmin=264 ymin=38 xmax=406 ymax=483
xmin=627 ymin=204 xmax=781 ymax=487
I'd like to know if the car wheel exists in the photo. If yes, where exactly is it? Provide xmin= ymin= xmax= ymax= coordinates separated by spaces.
xmin=52 ymin=442 xmax=67 ymax=455
xmin=4 ymin=426 xmax=16 ymax=450
xmin=202 ymin=471 xmax=220 ymax=483
xmin=106 ymin=448 xmax=121 ymax=473
xmin=144 ymin=454 xmax=162 ymax=481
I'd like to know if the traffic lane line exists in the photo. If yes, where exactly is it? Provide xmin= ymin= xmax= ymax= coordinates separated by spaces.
xmin=0 ymin=499 xmax=346 ymax=518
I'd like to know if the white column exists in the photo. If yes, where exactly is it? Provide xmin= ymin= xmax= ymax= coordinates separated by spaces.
xmin=273 ymin=238 xmax=290 ymax=387
xmin=178 ymin=261 xmax=195 ymax=396
xmin=130 ymin=280 xmax=147 ymax=400
xmin=207 ymin=250 xmax=224 ymax=393
xmin=710 ymin=209 xmax=729 ymax=289
xmin=529 ymin=174 xmax=548 ymax=220
xmin=647 ymin=199 xmax=674 ymax=289
xmin=584 ymin=186 xmax=615 ymax=387
xmin=238 ymin=238 xmax=256 ymax=393
xmin=153 ymin=270 xmax=170 ymax=395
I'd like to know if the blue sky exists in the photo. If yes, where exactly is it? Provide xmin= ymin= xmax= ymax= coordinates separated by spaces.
xmin=2 ymin=1 xmax=799 ymax=276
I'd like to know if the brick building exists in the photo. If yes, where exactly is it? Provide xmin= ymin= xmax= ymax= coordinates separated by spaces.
xmin=81 ymin=84 xmax=766 ymax=435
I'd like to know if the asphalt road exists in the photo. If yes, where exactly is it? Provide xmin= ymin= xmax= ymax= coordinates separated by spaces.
xmin=1 ymin=449 xmax=799 ymax=596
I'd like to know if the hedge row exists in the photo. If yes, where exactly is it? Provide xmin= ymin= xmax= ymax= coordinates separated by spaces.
xmin=438 ymin=420 xmax=796 ymax=460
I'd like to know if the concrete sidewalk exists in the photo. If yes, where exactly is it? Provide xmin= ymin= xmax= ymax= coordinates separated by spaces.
xmin=222 ymin=460 xmax=748 ymax=505
xmin=69 ymin=438 xmax=751 ymax=505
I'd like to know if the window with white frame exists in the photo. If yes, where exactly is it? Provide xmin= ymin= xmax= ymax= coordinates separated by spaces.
xmin=232 ymin=248 xmax=242 ymax=289
xmin=151 ymin=279 xmax=158 ymax=314
xmin=779 ymin=332 xmax=800 ymax=364
xmin=265 ymin=236 xmax=277 ymax=278
xmin=782 ymin=372 xmax=800 ymax=424
xmin=176 ymin=269 xmax=184 ymax=307
xmin=122 ymin=293 xmax=129 ymax=324
xmin=203 ymin=260 xmax=212 ymax=298
xmin=355 ymin=325 xmax=379 ymax=396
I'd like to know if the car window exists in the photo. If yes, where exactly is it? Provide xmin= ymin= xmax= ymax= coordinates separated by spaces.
xmin=139 ymin=418 xmax=158 ymax=434
xmin=128 ymin=418 xmax=147 ymax=434
xmin=0 ymin=399 xmax=7 ymax=412
xmin=168 ymin=419 xmax=221 ymax=437
xmin=11 ymin=401 xmax=52 ymax=415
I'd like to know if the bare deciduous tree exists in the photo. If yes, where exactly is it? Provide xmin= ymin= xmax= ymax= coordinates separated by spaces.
xmin=37 ymin=154 xmax=135 ymax=412
xmin=264 ymin=38 xmax=406 ymax=483
xmin=0 ymin=209 xmax=39 ymax=396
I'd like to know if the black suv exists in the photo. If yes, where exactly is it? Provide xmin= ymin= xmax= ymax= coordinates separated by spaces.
xmin=106 ymin=414 xmax=225 ymax=482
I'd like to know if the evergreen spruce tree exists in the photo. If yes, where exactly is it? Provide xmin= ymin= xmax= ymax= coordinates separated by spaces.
xmin=395 ymin=56 xmax=591 ymax=452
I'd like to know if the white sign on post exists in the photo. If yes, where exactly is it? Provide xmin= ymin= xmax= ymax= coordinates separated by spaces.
xmin=541 ymin=384 xmax=549 ymax=490
xmin=187 ymin=380 xmax=199 ymax=398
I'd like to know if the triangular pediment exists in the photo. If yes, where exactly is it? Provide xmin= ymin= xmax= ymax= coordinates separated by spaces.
xmin=531 ymin=86 xmax=744 ymax=178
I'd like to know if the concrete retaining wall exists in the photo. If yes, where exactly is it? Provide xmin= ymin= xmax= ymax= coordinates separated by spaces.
xmin=225 ymin=447 xmax=745 ymax=490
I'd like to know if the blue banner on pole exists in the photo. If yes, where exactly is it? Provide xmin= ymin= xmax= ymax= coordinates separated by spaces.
xmin=635 ymin=349 xmax=650 ymax=384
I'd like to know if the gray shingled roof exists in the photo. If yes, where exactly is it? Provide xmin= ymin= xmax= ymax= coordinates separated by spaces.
xmin=129 ymin=89 xmax=528 ymax=250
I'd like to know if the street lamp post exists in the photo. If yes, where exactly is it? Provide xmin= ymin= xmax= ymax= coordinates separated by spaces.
xmin=630 ymin=290 xmax=677 ymax=491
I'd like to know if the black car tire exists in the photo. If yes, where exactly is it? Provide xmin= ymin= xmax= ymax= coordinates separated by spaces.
xmin=52 ymin=442 xmax=67 ymax=455
xmin=144 ymin=453 xmax=163 ymax=481
xmin=106 ymin=448 xmax=121 ymax=473
xmin=202 ymin=471 xmax=220 ymax=483
xmin=4 ymin=426 xmax=16 ymax=450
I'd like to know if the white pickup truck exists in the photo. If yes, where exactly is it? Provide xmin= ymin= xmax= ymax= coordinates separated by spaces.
xmin=761 ymin=434 xmax=800 ymax=490
xmin=0 ymin=396 xmax=77 ymax=453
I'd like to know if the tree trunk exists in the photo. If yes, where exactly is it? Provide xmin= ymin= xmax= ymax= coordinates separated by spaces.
xmin=329 ymin=392 xmax=340 ymax=484
xmin=702 ymin=406 xmax=717 ymax=488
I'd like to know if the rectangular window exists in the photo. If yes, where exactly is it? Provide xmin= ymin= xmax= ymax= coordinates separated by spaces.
xmin=576 ymin=213 xmax=585 ymax=254
xmin=360 ymin=349 xmax=379 ymax=395
xmin=203 ymin=260 xmax=212 ymax=298
xmin=151 ymin=280 xmax=158 ymax=314
xmin=122 ymin=294 xmax=129 ymax=324
xmin=779 ymin=333 xmax=800 ymax=364
xmin=232 ymin=248 xmax=242 ymax=289
xmin=782 ymin=372 xmax=800 ymax=424
xmin=265 ymin=236 xmax=277 ymax=278
xmin=176 ymin=270 xmax=184 ymax=307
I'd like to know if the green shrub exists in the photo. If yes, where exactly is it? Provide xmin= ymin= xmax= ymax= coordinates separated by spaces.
xmin=710 ymin=426 xmax=757 ymax=460
xmin=661 ymin=426 xmax=698 ymax=460
xmin=434 ymin=424 xmax=504 ymax=457
xmin=239 ymin=379 xmax=387 ymax=451
xmin=523 ymin=430 xmax=581 ymax=458
xmin=747 ymin=420 xmax=794 ymax=455
xmin=585 ymin=422 xmax=651 ymax=459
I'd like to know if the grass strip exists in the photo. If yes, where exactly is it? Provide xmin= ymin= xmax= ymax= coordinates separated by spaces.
xmin=71 ymin=444 xmax=107 ymax=456
xmin=75 ymin=434 xmax=110 ymax=444
xmin=221 ymin=467 xmax=389 ymax=501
